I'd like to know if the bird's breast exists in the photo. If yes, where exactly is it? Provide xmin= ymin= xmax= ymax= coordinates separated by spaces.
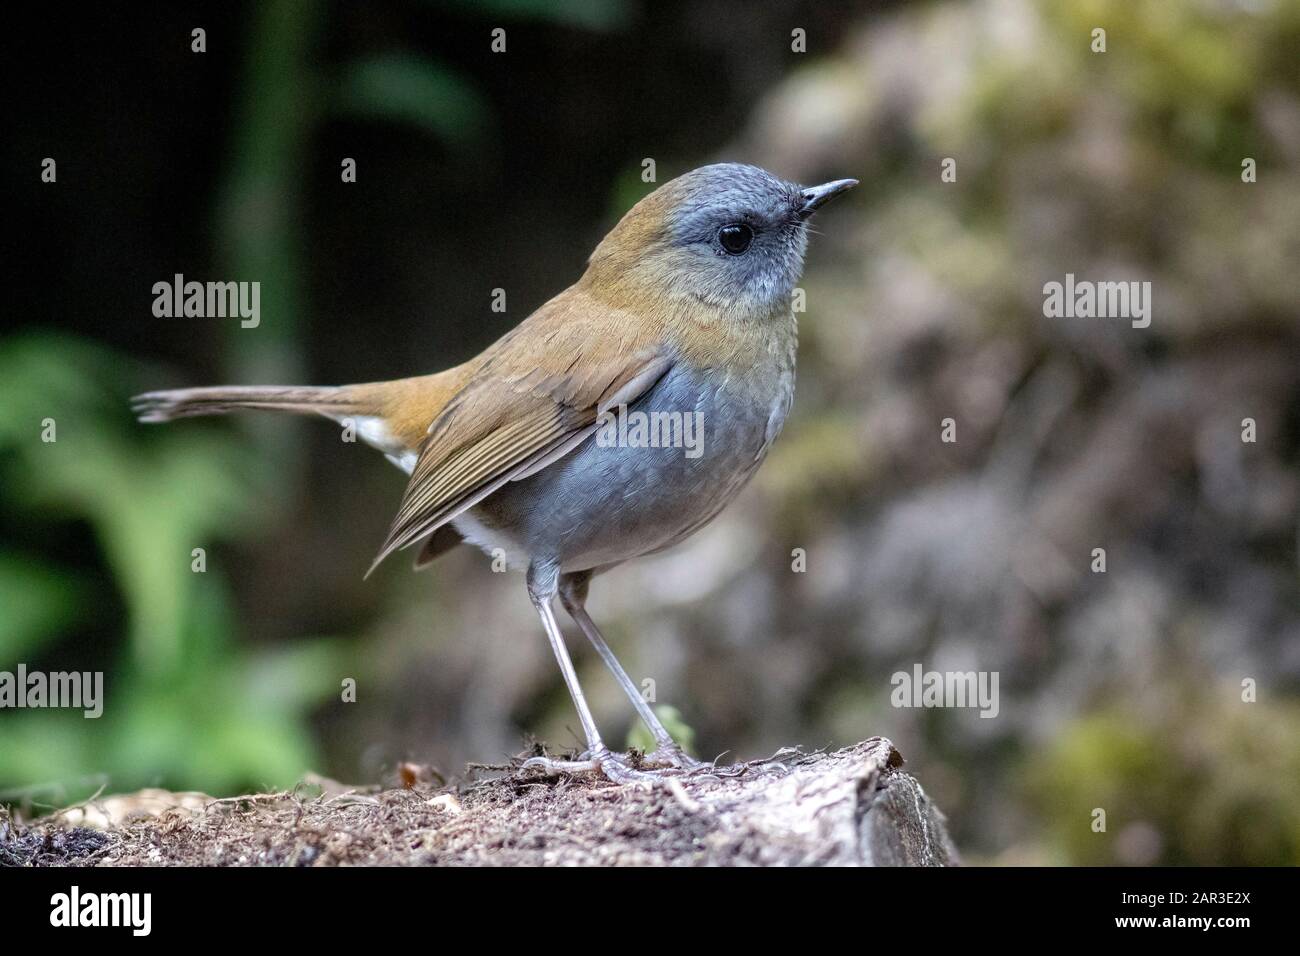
xmin=460 ymin=317 xmax=798 ymax=572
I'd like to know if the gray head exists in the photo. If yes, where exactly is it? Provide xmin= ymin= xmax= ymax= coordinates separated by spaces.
xmin=585 ymin=163 xmax=857 ymax=314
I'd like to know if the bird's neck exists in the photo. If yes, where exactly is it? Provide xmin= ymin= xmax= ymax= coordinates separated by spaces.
xmin=580 ymin=266 xmax=794 ymax=327
xmin=573 ymin=281 xmax=794 ymax=378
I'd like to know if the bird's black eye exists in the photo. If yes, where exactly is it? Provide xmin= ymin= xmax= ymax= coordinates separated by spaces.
xmin=718 ymin=223 xmax=754 ymax=254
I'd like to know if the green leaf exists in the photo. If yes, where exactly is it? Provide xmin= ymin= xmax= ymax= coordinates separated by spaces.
xmin=0 ymin=554 xmax=85 ymax=661
xmin=626 ymin=705 xmax=696 ymax=756
xmin=434 ymin=0 xmax=631 ymax=31
xmin=334 ymin=55 xmax=488 ymax=146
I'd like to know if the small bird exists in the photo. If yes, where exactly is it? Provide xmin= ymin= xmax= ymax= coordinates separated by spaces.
xmin=134 ymin=163 xmax=856 ymax=782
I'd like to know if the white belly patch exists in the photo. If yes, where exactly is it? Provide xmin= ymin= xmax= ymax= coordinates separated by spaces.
xmin=331 ymin=413 xmax=419 ymax=474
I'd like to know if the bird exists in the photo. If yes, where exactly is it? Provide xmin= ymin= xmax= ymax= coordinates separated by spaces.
xmin=133 ymin=163 xmax=857 ymax=782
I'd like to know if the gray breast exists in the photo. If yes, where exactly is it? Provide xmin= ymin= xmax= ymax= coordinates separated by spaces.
xmin=458 ymin=358 xmax=794 ymax=573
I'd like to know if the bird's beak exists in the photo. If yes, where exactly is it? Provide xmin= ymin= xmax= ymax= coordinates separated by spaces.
xmin=798 ymin=178 xmax=859 ymax=218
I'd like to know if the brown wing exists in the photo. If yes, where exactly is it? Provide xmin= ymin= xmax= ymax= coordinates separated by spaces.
xmin=367 ymin=293 xmax=672 ymax=574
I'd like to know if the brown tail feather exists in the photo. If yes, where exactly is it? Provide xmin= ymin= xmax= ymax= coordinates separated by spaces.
xmin=131 ymin=385 xmax=368 ymax=423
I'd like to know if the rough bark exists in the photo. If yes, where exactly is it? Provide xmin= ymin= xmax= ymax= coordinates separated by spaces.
xmin=1 ymin=737 xmax=957 ymax=866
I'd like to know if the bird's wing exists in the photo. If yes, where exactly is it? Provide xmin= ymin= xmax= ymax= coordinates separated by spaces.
xmin=367 ymin=300 xmax=672 ymax=574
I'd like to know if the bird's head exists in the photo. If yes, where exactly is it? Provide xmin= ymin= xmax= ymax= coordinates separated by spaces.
xmin=584 ymin=163 xmax=857 ymax=317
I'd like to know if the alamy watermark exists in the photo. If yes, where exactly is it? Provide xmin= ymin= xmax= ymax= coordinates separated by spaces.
xmin=596 ymin=404 xmax=704 ymax=459
xmin=50 ymin=886 xmax=151 ymax=936
xmin=891 ymin=664 xmax=999 ymax=719
xmin=152 ymin=273 xmax=260 ymax=328
xmin=1042 ymin=273 xmax=1151 ymax=328
xmin=0 ymin=664 xmax=103 ymax=718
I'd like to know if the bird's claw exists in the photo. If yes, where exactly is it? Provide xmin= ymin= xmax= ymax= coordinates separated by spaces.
xmin=521 ymin=747 xmax=659 ymax=785
xmin=641 ymin=744 xmax=714 ymax=773
xmin=519 ymin=743 xmax=786 ymax=784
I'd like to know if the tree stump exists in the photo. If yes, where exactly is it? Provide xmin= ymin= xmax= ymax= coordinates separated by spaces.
xmin=2 ymin=737 xmax=957 ymax=866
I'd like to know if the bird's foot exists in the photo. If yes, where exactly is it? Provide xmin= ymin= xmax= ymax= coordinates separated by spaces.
xmin=519 ymin=744 xmax=789 ymax=784
xmin=521 ymin=746 xmax=659 ymax=785
xmin=641 ymin=744 xmax=714 ymax=773
xmin=657 ymin=750 xmax=792 ymax=779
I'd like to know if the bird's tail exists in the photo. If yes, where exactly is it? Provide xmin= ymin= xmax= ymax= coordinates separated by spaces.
xmin=132 ymin=384 xmax=368 ymax=423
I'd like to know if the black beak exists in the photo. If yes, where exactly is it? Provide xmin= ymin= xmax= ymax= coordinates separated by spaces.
xmin=798 ymin=178 xmax=858 ymax=218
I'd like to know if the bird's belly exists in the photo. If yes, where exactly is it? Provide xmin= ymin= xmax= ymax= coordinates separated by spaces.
xmin=455 ymin=362 xmax=793 ymax=572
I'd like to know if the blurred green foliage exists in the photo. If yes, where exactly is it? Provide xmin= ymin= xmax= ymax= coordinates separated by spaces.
xmin=1 ymin=0 xmax=634 ymax=810
xmin=626 ymin=705 xmax=696 ymax=757
xmin=334 ymin=55 xmax=489 ymax=147
xmin=0 ymin=334 xmax=345 ymax=804
xmin=1026 ymin=692 xmax=1300 ymax=865
xmin=437 ymin=0 xmax=631 ymax=32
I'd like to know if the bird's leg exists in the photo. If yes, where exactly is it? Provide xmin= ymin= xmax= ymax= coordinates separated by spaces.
xmin=521 ymin=563 xmax=655 ymax=784
xmin=558 ymin=571 xmax=711 ymax=772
